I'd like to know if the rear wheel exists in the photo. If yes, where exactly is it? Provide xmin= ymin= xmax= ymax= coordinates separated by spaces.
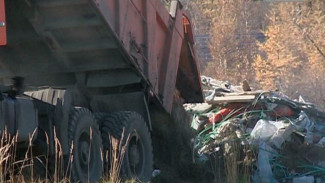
xmin=68 ymin=107 xmax=102 ymax=183
xmin=97 ymin=111 xmax=153 ymax=182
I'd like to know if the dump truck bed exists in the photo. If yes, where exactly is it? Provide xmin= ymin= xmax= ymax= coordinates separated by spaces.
xmin=0 ymin=0 xmax=203 ymax=112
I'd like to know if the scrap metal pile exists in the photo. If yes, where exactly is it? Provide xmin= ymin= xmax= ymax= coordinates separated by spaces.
xmin=185 ymin=76 xmax=325 ymax=183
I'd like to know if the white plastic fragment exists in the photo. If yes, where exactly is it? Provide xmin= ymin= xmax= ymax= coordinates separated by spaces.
xmin=250 ymin=119 xmax=295 ymax=148
xmin=152 ymin=169 xmax=161 ymax=178
xmin=316 ymin=177 xmax=322 ymax=183
xmin=292 ymin=111 xmax=314 ymax=144
xmin=185 ymin=103 xmax=213 ymax=113
xmin=317 ymin=161 xmax=325 ymax=167
xmin=250 ymin=120 xmax=277 ymax=142
xmin=299 ymin=95 xmax=306 ymax=103
xmin=317 ymin=137 xmax=325 ymax=147
xmin=292 ymin=176 xmax=314 ymax=183
xmin=270 ymin=122 xmax=295 ymax=149
xmin=293 ymin=111 xmax=314 ymax=131
xmin=256 ymin=143 xmax=278 ymax=183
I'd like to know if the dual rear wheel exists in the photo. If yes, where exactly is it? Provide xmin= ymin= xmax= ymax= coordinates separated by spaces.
xmin=96 ymin=111 xmax=153 ymax=182
xmin=68 ymin=108 xmax=153 ymax=182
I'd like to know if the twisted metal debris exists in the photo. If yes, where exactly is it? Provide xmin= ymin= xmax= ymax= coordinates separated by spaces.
xmin=185 ymin=76 xmax=325 ymax=183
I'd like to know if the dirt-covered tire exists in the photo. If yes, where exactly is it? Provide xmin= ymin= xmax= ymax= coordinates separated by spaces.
xmin=68 ymin=107 xmax=102 ymax=183
xmin=96 ymin=111 xmax=153 ymax=182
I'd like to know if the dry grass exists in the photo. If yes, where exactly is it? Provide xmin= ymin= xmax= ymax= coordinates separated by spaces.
xmin=107 ymin=129 xmax=129 ymax=183
xmin=0 ymin=127 xmax=132 ymax=183
xmin=0 ymin=129 xmax=17 ymax=182
xmin=224 ymin=141 xmax=240 ymax=183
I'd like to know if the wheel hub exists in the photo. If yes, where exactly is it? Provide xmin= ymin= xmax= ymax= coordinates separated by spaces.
xmin=128 ymin=134 xmax=144 ymax=175
xmin=130 ymin=143 xmax=140 ymax=166
xmin=80 ymin=141 xmax=90 ymax=165
xmin=78 ymin=132 xmax=92 ymax=174
xmin=69 ymin=108 xmax=102 ymax=182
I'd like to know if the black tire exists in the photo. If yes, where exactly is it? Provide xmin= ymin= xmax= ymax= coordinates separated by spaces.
xmin=68 ymin=107 xmax=102 ymax=183
xmin=21 ymin=157 xmax=47 ymax=181
xmin=96 ymin=111 xmax=153 ymax=182
xmin=94 ymin=112 xmax=123 ymax=174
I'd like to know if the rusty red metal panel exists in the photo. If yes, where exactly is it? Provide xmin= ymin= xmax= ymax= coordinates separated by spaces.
xmin=0 ymin=0 xmax=6 ymax=46
xmin=158 ymin=8 xmax=185 ymax=111
xmin=175 ymin=15 xmax=203 ymax=103
xmin=95 ymin=0 xmax=186 ymax=112
xmin=93 ymin=0 xmax=202 ymax=112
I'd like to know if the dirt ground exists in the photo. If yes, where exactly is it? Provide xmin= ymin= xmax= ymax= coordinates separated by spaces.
xmin=150 ymin=97 xmax=214 ymax=183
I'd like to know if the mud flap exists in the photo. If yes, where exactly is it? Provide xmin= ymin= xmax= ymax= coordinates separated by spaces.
xmin=0 ymin=0 xmax=6 ymax=46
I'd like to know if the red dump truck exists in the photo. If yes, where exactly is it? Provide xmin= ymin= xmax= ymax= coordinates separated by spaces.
xmin=0 ymin=0 xmax=203 ymax=182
